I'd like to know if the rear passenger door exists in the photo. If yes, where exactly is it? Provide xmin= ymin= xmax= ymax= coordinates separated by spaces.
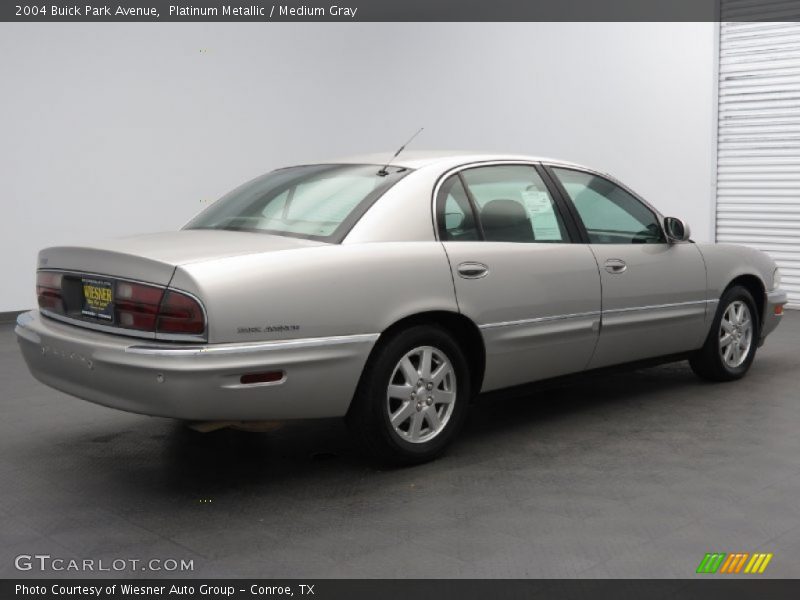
xmin=547 ymin=166 xmax=708 ymax=368
xmin=437 ymin=163 xmax=602 ymax=392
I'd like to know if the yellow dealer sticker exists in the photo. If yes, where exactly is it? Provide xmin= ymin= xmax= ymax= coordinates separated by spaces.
xmin=81 ymin=278 xmax=114 ymax=322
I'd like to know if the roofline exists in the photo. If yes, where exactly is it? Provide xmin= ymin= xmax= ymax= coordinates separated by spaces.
xmin=319 ymin=151 xmax=592 ymax=171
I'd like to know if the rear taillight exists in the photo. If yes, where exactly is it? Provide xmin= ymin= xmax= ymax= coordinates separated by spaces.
xmin=36 ymin=271 xmax=205 ymax=338
xmin=118 ymin=284 xmax=204 ymax=335
xmin=116 ymin=282 xmax=164 ymax=331
xmin=157 ymin=291 xmax=205 ymax=335
xmin=37 ymin=271 xmax=64 ymax=314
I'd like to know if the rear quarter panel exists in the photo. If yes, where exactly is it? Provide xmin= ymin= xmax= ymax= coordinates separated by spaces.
xmin=169 ymin=242 xmax=458 ymax=344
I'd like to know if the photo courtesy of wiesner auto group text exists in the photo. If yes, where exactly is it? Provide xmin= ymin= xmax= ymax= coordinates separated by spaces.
xmin=2 ymin=0 xmax=800 ymax=598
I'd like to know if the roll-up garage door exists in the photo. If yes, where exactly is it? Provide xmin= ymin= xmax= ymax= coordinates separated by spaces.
xmin=716 ymin=9 xmax=800 ymax=307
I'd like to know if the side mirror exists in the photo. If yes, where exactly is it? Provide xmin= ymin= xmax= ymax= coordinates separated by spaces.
xmin=664 ymin=217 xmax=691 ymax=242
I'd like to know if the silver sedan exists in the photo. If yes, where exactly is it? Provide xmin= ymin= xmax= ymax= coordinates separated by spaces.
xmin=16 ymin=152 xmax=788 ymax=464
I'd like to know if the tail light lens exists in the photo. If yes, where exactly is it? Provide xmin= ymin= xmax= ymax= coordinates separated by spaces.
xmin=116 ymin=283 xmax=204 ymax=335
xmin=157 ymin=291 xmax=205 ymax=335
xmin=116 ymin=282 xmax=164 ymax=331
xmin=37 ymin=271 xmax=64 ymax=314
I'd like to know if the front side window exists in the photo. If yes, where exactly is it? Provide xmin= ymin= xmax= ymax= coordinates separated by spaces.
xmin=436 ymin=165 xmax=568 ymax=243
xmin=185 ymin=164 xmax=408 ymax=242
xmin=552 ymin=168 xmax=665 ymax=244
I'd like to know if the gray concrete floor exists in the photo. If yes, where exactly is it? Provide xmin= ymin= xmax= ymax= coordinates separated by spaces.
xmin=1 ymin=313 xmax=799 ymax=579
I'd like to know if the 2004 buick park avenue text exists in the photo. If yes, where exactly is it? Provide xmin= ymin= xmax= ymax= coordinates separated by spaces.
xmin=24 ymin=5 xmax=359 ymax=18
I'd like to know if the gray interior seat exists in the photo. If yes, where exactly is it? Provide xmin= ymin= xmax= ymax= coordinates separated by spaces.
xmin=480 ymin=199 xmax=534 ymax=242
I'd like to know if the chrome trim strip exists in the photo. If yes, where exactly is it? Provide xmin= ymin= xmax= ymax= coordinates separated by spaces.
xmin=37 ymin=268 xmax=208 ymax=342
xmin=478 ymin=300 xmax=717 ymax=330
xmin=479 ymin=311 xmax=601 ymax=330
xmin=603 ymin=299 xmax=715 ymax=315
xmin=126 ymin=333 xmax=381 ymax=356
xmin=41 ymin=309 xmax=159 ymax=340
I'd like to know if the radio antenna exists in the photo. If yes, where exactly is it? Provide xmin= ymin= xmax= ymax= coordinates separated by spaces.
xmin=377 ymin=127 xmax=424 ymax=176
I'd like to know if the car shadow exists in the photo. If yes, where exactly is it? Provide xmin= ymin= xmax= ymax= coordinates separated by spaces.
xmin=465 ymin=360 xmax=699 ymax=440
xmin=24 ymin=358 xmax=704 ymax=503
xmin=150 ymin=360 xmax=701 ymax=486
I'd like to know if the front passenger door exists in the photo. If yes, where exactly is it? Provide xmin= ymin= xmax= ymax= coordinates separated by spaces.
xmin=549 ymin=167 xmax=708 ymax=369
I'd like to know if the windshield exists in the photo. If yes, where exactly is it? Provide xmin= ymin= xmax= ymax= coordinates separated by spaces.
xmin=184 ymin=164 xmax=409 ymax=242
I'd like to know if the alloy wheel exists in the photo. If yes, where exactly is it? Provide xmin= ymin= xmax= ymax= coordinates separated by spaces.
xmin=386 ymin=345 xmax=457 ymax=444
xmin=719 ymin=300 xmax=753 ymax=369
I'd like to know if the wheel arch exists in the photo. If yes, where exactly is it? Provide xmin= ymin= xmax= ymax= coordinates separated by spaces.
xmin=372 ymin=310 xmax=486 ymax=395
xmin=724 ymin=274 xmax=766 ymax=327
xmin=694 ymin=243 xmax=773 ymax=331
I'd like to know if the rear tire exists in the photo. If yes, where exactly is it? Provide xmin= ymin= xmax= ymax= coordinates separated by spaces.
xmin=689 ymin=285 xmax=760 ymax=382
xmin=347 ymin=325 xmax=471 ymax=466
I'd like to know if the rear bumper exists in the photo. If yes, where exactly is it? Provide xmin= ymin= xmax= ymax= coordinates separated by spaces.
xmin=761 ymin=288 xmax=788 ymax=343
xmin=15 ymin=311 xmax=377 ymax=420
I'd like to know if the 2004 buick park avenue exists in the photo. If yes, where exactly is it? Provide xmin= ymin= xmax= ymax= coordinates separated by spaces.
xmin=16 ymin=152 xmax=787 ymax=464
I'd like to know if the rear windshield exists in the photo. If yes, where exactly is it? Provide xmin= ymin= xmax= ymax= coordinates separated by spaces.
xmin=184 ymin=164 xmax=409 ymax=242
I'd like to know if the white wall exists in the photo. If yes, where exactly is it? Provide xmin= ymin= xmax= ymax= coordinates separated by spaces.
xmin=0 ymin=22 xmax=715 ymax=312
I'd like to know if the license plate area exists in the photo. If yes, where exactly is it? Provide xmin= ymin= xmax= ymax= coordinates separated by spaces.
xmin=80 ymin=277 xmax=115 ymax=323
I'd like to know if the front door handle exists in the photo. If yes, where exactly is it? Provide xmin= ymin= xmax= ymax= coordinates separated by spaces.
xmin=604 ymin=258 xmax=627 ymax=274
xmin=457 ymin=262 xmax=489 ymax=279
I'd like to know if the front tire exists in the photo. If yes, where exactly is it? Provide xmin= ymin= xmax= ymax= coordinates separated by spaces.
xmin=689 ymin=285 xmax=760 ymax=382
xmin=347 ymin=325 xmax=471 ymax=466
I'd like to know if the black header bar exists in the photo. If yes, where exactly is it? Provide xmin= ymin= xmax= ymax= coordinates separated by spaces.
xmin=4 ymin=0 xmax=797 ymax=23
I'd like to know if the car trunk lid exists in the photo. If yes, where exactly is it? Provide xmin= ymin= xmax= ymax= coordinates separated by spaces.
xmin=36 ymin=230 xmax=327 ymax=339
xmin=38 ymin=230 xmax=326 ymax=285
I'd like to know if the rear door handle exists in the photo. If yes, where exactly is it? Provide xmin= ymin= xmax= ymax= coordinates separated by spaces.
xmin=457 ymin=262 xmax=489 ymax=279
xmin=604 ymin=258 xmax=627 ymax=274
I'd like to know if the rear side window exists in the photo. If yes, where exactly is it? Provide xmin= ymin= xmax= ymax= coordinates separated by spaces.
xmin=436 ymin=176 xmax=480 ymax=241
xmin=552 ymin=168 xmax=665 ymax=244
xmin=436 ymin=165 xmax=568 ymax=243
